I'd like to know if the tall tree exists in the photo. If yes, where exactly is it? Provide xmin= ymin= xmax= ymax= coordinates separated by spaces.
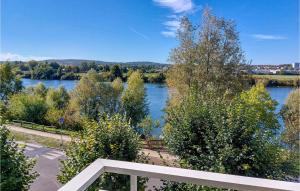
xmin=0 ymin=63 xmax=22 ymax=101
xmin=167 ymin=8 xmax=248 ymax=103
xmin=0 ymin=117 xmax=38 ymax=191
xmin=122 ymin=71 xmax=148 ymax=128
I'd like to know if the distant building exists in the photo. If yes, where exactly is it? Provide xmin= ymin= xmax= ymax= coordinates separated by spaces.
xmin=252 ymin=69 xmax=272 ymax=74
xmin=292 ymin=62 xmax=300 ymax=70
xmin=269 ymin=69 xmax=280 ymax=74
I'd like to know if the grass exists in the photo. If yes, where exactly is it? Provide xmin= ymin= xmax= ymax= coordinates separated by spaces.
xmin=252 ymin=75 xmax=300 ymax=80
xmin=251 ymin=75 xmax=300 ymax=87
xmin=10 ymin=130 xmax=68 ymax=149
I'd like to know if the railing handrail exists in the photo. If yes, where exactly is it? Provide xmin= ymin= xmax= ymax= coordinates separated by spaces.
xmin=58 ymin=159 xmax=299 ymax=191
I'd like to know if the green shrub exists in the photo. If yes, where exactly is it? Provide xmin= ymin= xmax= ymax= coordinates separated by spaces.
xmin=162 ymin=85 xmax=298 ymax=190
xmin=58 ymin=114 xmax=146 ymax=190
xmin=8 ymin=93 xmax=47 ymax=124
xmin=0 ymin=117 xmax=38 ymax=191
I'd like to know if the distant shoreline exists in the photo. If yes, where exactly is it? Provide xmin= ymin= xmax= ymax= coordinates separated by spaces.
xmin=21 ymin=74 xmax=299 ymax=87
xmin=250 ymin=74 xmax=300 ymax=87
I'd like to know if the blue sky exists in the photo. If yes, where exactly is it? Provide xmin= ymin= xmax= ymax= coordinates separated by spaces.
xmin=1 ymin=0 xmax=299 ymax=64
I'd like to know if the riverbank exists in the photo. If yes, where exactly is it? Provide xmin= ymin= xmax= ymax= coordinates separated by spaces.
xmin=250 ymin=75 xmax=300 ymax=87
xmin=21 ymin=71 xmax=166 ymax=84
xmin=22 ymin=74 xmax=300 ymax=87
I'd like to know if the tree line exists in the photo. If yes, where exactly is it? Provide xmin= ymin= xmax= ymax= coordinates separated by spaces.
xmin=5 ymin=60 xmax=167 ymax=83
xmin=1 ymin=7 xmax=299 ymax=191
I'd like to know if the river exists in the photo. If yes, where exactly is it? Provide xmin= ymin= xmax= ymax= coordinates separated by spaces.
xmin=22 ymin=79 xmax=293 ymax=137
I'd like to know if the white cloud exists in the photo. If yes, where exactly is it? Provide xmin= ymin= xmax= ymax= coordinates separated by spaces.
xmin=251 ymin=34 xmax=287 ymax=40
xmin=154 ymin=0 xmax=198 ymax=38
xmin=129 ymin=27 xmax=149 ymax=40
xmin=161 ymin=31 xmax=176 ymax=37
xmin=0 ymin=52 xmax=51 ymax=61
xmin=164 ymin=20 xmax=181 ymax=30
xmin=161 ymin=20 xmax=181 ymax=38
xmin=153 ymin=0 xmax=194 ymax=13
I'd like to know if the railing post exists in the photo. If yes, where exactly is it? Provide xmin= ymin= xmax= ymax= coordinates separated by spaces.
xmin=130 ymin=175 xmax=137 ymax=191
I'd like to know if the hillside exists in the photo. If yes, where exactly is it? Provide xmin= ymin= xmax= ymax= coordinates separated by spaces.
xmin=43 ymin=59 xmax=166 ymax=66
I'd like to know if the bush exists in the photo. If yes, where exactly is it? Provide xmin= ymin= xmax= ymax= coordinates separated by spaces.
xmin=45 ymin=107 xmax=64 ymax=126
xmin=46 ymin=86 xmax=70 ymax=109
xmin=8 ymin=93 xmax=47 ymax=124
xmin=58 ymin=114 xmax=146 ymax=190
xmin=0 ymin=117 xmax=38 ymax=191
xmin=163 ymin=85 xmax=298 ymax=191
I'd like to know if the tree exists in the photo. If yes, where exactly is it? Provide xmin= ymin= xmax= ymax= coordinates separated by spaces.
xmin=46 ymin=86 xmax=70 ymax=109
xmin=31 ymin=63 xmax=55 ymax=79
xmin=122 ymin=71 xmax=148 ymax=128
xmin=111 ymin=77 xmax=124 ymax=113
xmin=27 ymin=60 xmax=38 ymax=69
xmin=0 ymin=117 xmax=38 ymax=191
xmin=33 ymin=83 xmax=48 ymax=97
xmin=79 ymin=62 xmax=97 ymax=72
xmin=281 ymin=88 xmax=300 ymax=151
xmin=8 ymin=93 xmax=48 ymax=124
xmin=45 ymin=107 xmax=64 ymax=126
xmin=110 ymin=64 xmax=122 ymax=80
xmin=138 ymin=116 xmax=159 ymax=139
xmin=167 ymin=8 xmax=248 ymax=103
xmin=44 ymin=86 xmax=70 ymax=126
xmin=162 ymin=85 xmax=298 ymax=190
xmin=0 ymin=101 xmax=9 ymax=120
xmin=69 ymin=70 xmax=122 ymax=120
xmin=63 ymin=99 xmax=82 ymax=130
xmin=49 ymin=62 xmax=60 ymax=69
xmin=58 ymin=114 xmax=145 ymax=190
xmin=0 ymin=63 xmax=23 ymax=101
xmin=56 ymin=66 xmax=63 ymax=79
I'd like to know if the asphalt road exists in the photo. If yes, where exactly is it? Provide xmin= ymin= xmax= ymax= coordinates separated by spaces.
xmin=17 ymin=142 xmax=65 ymax=191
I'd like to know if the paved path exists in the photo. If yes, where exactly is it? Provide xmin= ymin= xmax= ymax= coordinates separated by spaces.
xmin=8 ymin=125 xmax=177 ymax=163
xmin=17 ymin=141 xmax=65 ymax=191
xmin=11 ymin=125 xmax=177 ymax=190
xmin=8 ymin=125 xmax=71 ymax=141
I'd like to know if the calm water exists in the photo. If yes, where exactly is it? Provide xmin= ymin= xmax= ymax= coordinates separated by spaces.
xmin=22 ymin=79 xmax=293 ymax=136
xmin=266 ymin=87 xmax=293 ymax=131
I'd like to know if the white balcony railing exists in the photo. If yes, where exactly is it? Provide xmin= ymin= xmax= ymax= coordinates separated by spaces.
xmin=58 ymin=159 xmax=300 ymax=191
